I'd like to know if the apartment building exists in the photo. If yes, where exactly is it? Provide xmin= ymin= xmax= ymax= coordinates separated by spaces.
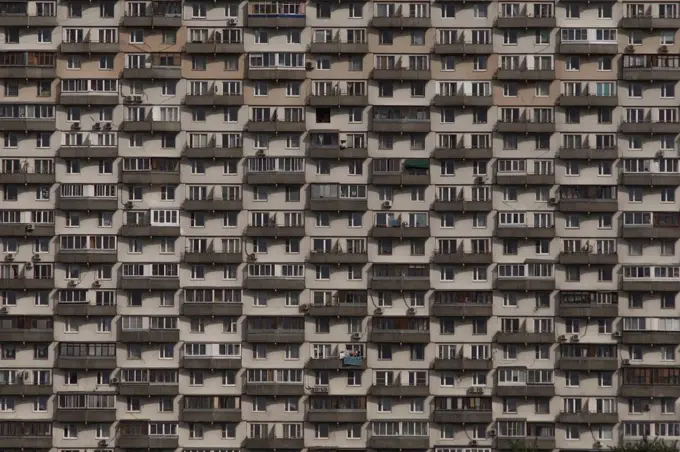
xmin=0 ymin=0 xmax=679 ymax=450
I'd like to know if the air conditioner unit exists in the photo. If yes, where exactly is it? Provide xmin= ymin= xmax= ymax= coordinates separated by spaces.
xmin=625 ymin=44 xmax=634 ymax=52
xmin=5 ymin=254 xmax=13 ymax=262
xmin=132 ymin=95 xmax=143 ymax=103
xmin=656 ymin=150 xmax=665 ymax=158
xmin=125 ymin=201 xmax=134 ymax=209
xmin=407 ymin=307 xmax=416 ymax=315
xmin=227 ymin=19 xmax=236 ymax=26
xmin=32 ymin=254 xmax=41 ymax=261
xmin=25 ymin=224 xmax=34 ymax=232
xmin=98 ymin=440 xmax=107 ymax=447
xmin=247 ymin=253 xmax=256 ymax=261
xmin=0 ymin=307 xmax=8 ymax=315
xmin=474 ymin=176 xmax=484 ymax=184
xmin=255 ymin=149 xmax=265 ymax=156
xmin=124 ymin=95 xmax=136 ymax=103
xmin=93 ymin=123 xmax=101 ymax=130
xmin=104 ymin=123 xmax=112 ymax=130
xmin=622 ymin=359 xmax=630 ymax=365
xmin=93 ymin=280 xmax=101 ymax=288
xmin=613 ymin=331 xmax=622 ymax=337
xmin=373 ymin=307 xmax=383 ymax=315
xmin=470 ymin=440 xmax=478 ymax=446
xmin=548 ymin=197 xmax=557 ymax=204
xmin=305 ymin=62 xmax=314 ymax=70
xmin=382 ymin=201 xmax=392 ymax=209
xmin=67 ymin=280 xmax=77 ymax=287
xmin=558 ymin=334 xmax=567 ymax=341
xmin=570 ymin=335 xmax=579 ymax=342
xmin=488 ymin=429 xmax=497 ymax=437
xmin=71 ymin=122 xmax=81 ymax=130
xmin=25 ymin=262 xmax=32 ymax=270
xmin=298 ymin=304 xmax=309 ymax=313
xmin=660 ymin=45 xmax=669 ymax=53
xmin=351 ymin=332 xmax=361 ymax=340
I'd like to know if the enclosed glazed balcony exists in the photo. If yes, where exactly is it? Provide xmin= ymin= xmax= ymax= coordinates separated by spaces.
xmin=557 ymin=343 xmax=619 ymax=371
xmin=118 ymin=421 xmax=179 ymax=449
xmin=370 ymin=317 xmax=430 ymax=343
xmin=370 ymin=158 xmax=431 ymax=185
xmin=621 ymin=213 xmax=680 ymax=239
xmin=370 ymin=264 xmax=431 ymax=291
xmin=0 ymin=52 xmax=56 ymax=78
xmin=558 ymin=186 xmax=619 ymax=212
xmin=495 ymin=63 xmax=555 ymax=81
xmin=371 ymin=107 xmax=431 ymax=133
xmin=622 ymin=55 xmax=680 ymax=81
xmin=122 ymin=55 xmax=181 ymax=79
xmin=307 ymin=132 xmax=368 ymax=159
xmin=180 ymin=396 xmax=241 ymax=423
xmin=433 ymin=397 xmax=493 ymax=423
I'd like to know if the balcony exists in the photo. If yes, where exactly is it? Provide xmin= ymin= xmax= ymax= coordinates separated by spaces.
xmin=368 ymin=436 xmax=430 ymax=449
xmin=433 ymin=42 xmax=492 ymax=54
xmin=307 ymin=407 xmax=367 ymax=423
xmin=495 ymin=331 xmax=555 ymax=344
xmin=496 ymin=119 xmax=556 ymax=134
xmin=307 ymin=94 xmax=369 ymax=107
xmin=433 ymin=409 xmax=493 ymax=424
xmin=121 ymin=13 xmax=182 ymax=27
xmin=623 ymin=65 xmax=680 ymax=81
xmin=0 ymin=15 xmax=57 ymax=27
xmin=432 ymin=94 xmax=493 ymax=107
xmin=118 ymin=433 xmax=179 ymax=449
xmin=557 ymin=146 xmax=618 ymax=160
xmin=495 ymin=66 xmax=555 ymax=80
xmin=181 ymin=356 xmax=242 ymax=370
xmin=182 ymin=198 xmax=243 ymax=211
xmin=371 ymin=165 xmax=431 ymax=185
xmin=244 ymin=383 xmax=305 ymax=397
xmin=245 ymin=325 xmax=305 ymax=343
xmin=184 ymin=41 xmax=245 ymax=54
xmin=0 ymin=66 xmax=56 ymax=78
xmin=60 ymin=93 xmax=119 ymax=106
xmin=495 ymin=385 xmax=555 ymax=397
xmin=431 ymin=302 xmax=493 ymax=317
xmin=307 ymin=355 xmax=366 ymax=371
xmin=620 ymin=279 xmax=680 ymax=292
xmin=121 ymin=224 xmax=181 ymax=237
xmin=56 ymin=249 xmax=118 ymax=264
xmin=369 ymin=383 xmax=430 ymax=397
xmin=0 ymin=118 xmax=55 ymax=131
xmin=0 ymin=278 xmax=54 ymax=290
xmin=370 ymin=329 xmax=431 ymax=343
xmin=371 ymin=67 xmax=431 ymax=80
xmin=184 ymin=94 xmax=244 ymax=106
xmin=120 ymin=170 xmax=180 ymax=184
xmin=307 ymin=302 xmax=367 ymax=317
xmin=370 ymin=224 xmax=430 ymax=239
xmin=308 ymin=197 xmax=368 ymax=211
xmin=432 ymin=147 xmax=493 ymax=160
xmin=243 ymin=224 xmax=306 ymax=238
xmin=0 ymin=224 xmax=54 ymax=237
xmin=54 ymin=303 xmax=117 ymax=317
xmin=0 ymin=436 xmax=52 ymax=449
xmin=496 ymin=15 xmax=556 ymax=28
xmin=180 ymin=406 xmax=241 ymax=423
xmin=620 ymin=330 xmax=680 ymax=345
xmin=496 ymin=224 xmax=556 ymax=239
xmin=182 ymin=145 xmax=243 ymax=159
xmin=243 ymin=276 xmax=306 ymax=291
xmin=119 ymin=327 xmax=180 ymax=343
xmin=56 ymin=355 xmax=117 ymax=369
xmin=246 ymin=66 xmax=307 ymax=81
xmin=559 ymin=41 xmax=618 ymax=54
xmin=0 ymin=171 xmax=55 ymax=184
xmin=557 ymin=356 xmax=619 ymax=372
xmin=0 ymin=329 xmax=53 ymax=342
xmin=557 ymin=94 xmax=618 ymax=107
xmin=558 ymin=251 xmax=619 ymax=265
xmin=119 ymin=277 xmax=180 ymax=291
xmin=58 ymin=145 xmax=118 ymax=159
xmin=246 ymin=171 xmax=306 ymax=185
xmin=432 ymin=249 xmax=493 ymax=265
xmin=620 ymin=120 xmax=680 ymax=134
xmin=558 ymin=411 xmax=619 ymax=424
xmin=121 ymin=119 xmax=182 ymax=133
xmin=370 ymin=15 xmax=431 ymax=27
xmin=60 ymin=41 xmax=119 ymax=53
xmin=433 ymin=357 xmax=493 ymax=371
xmin=119 ymin=382 xmax=179 ymax=396
xmin=558 ymin=199 xmax=619 ymax=213
xmin=54 ymin=407 xmax=116 ymax=423
xmin=621 ymin=172 xmax=680 ymax=186
xmin=620 ymin=384 xmax=680 ymax=398
xmin=181 ymin=302 xmax=243 ymax=317
xmin=431 ymin=199 xmax=493 ymax=212
xmin=246 ymin=120 xmax=306 ymax=133
xmin=496 ymin=438 xmax=556 ymax=450
xmin=182 ymin=250 xmax=242 ymax=264
xmin=245 ymin=14 xmax=306 ymax=28
xmin=122 ymin=66 xmax=181 ymax=79
xmin=620 ymin=16 xmax=680 ymax=28
xmin=494 ymin=277 xmax=555 ymax=291
xmin=370 ymin=276 xmax=430 ymax=291
xmin=621 ymin=225 xmax=680 ymax=239
xmin=557 ymin=301 xmax=619 ymax=317
xmin=0 ymin=383 xmax=52 ymax=396
xmin=371 ymin=117 xmax=431 ymax=133
xmin=308 ymin=40 xmax=368 ymax=54
xmin=57 ymin=195 xmax=119 ymax=211
xmin=308 ymin=251 xmax=368 ymax=265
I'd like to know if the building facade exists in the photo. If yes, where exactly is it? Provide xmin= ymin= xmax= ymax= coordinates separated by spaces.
xmin=0 ymin=0 xmax=677 ymax=450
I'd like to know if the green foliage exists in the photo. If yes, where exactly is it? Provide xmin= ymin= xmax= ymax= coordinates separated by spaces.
xmin=612 ymin=439 xmax=680 ymax=452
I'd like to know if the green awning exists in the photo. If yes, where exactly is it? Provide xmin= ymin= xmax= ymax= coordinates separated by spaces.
xmin=404 ymin=159 xmax=430 ymax=169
